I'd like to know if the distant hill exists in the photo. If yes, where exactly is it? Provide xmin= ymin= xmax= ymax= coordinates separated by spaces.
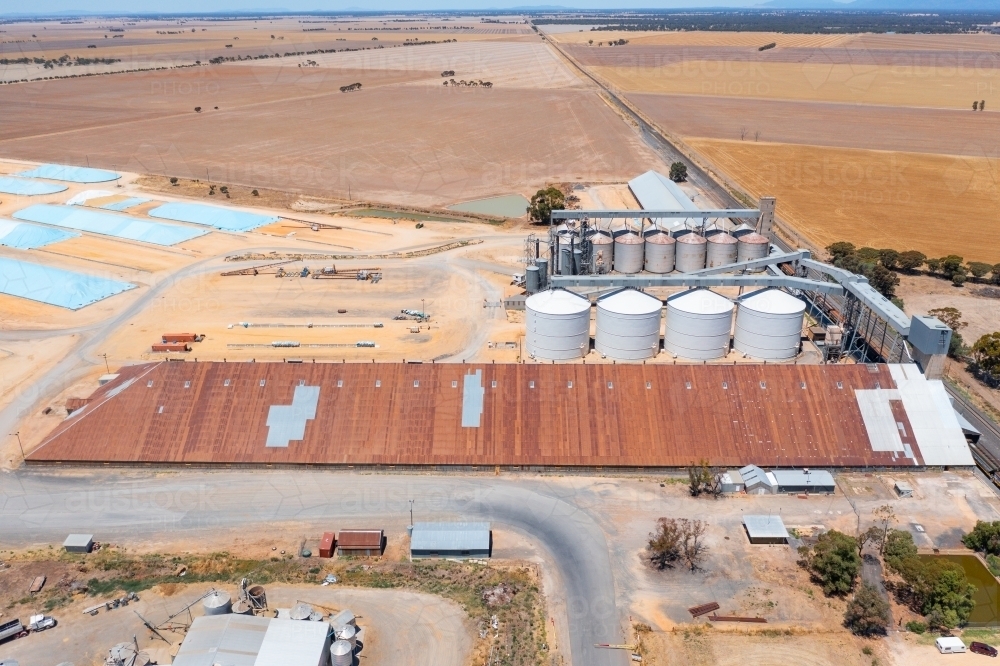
xmin=759 ymin=0 xmax=1000 ymax=9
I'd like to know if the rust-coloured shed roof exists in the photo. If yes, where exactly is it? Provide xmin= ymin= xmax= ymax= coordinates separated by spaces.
xmin=337 ymin=530 xmax=384 ymax=548
xmin=27 ymin=361 xmax=931 ymax=468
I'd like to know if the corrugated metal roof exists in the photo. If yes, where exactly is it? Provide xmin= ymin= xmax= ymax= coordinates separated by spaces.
xmin=743 ymin=515 xmax=789 ymax=540
xmin=525 ymin=288 xmax=590 ymax=315
xmin=338 ymin=530 xmax=383 ymax=548
xmin=62 ymin=534 xmax=93 ymax=548
xmin=411 ymin=522 xmax=491 ymax=552
xmin=770 ymin=469 xmax=836 ymax=488
xmin=627 ymin=170 xmax=699 ymax=231
xmin=597 ymin=288 xmax=662 ymax=316
xmin=27 ymin=361 xmax=972 ymax=468
xmin=254 ymin=618 xmax=329 ymax=666
xmin=667 ymin=288 xmax=733 ymax=315
xmin=737 ymin=288 xmax=805 ymax=315
xmin=172 ymin=614 xmax=268 ymax=666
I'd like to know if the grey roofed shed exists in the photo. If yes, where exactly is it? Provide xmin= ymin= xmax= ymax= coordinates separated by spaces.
xmin=63 ymin=534 xmax=94 ymax=553
xmin=739 ymin=465 xmax=777 ymax=495
xmin=172 ymin=614 xmax=268 ymax=666
xmin=770 ymin=469 xmax=836 ymax=494
xmin=743 ymin=515 xmax=789 ymax=545
xmin=410 ymin=522 xmax=492 ymax=559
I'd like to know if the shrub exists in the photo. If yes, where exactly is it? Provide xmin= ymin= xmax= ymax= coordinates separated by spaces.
xmin=799 ymin=530 xmax=860 ymax=596
xmin=669 ymin=161 xmax=688 ymax=182
xmin=952 ymin=274 xmax=967 ymax=287
xmin=169 ymin=177 xmax=178 ymax=185
xmin=905 ymin=620 xmax=926 ymax=634
xmin=845 ymin=583 xmax=891 ymax=636
xmin=963 ymin=520 xmax=1000 ymax=555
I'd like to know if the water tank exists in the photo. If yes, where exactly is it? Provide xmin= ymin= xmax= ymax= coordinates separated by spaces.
xmin=664 ymin=288 xmax=734 ymax=360
xmin=588 ymin=231 xmax=614 ymax=274
xmin=643 ymin=230 xmax=675 ymax=273
xmin=613 ymin=232 xmax=643 ymax=273
xmin=525 ymin=265 xmax=540 ymax=294
xmin=734 ymin=288 xmax=806 ymax=360
xmin=706 ymin=232 xmax=737 ymax=268
xmin=674 ymin=233 xmax=706 ymax=273
xmin=203 ymin=591 xmax=232 ymax=615
xmin=737 ymin=232 xmax=770 ymax=270
xmin=595 ymin=289 xmax=662 ymax=361
xmin=525 ymin=289 xmax=591 ymax=360
xmin=331 ymin=640 xmax=353 ymax=666
xmin=337 ymin=623 xmax=358 ymax=650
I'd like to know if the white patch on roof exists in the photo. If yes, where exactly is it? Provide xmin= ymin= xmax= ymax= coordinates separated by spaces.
xmin=254 ymin=618 xmax=330 ymax=666
xmin=265 ymin=385 xmax=320 ymax=448
xmin=855 ymin=389 xmax=905 ymax=453
xmin=890 ymin=365 xmax=973 ymax=466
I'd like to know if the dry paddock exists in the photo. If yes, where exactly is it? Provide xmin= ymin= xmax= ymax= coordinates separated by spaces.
xmin=0 ymin=75 xmax=658 ymax=207
xmin=626 ymin=93 xmax=1000 ymax=158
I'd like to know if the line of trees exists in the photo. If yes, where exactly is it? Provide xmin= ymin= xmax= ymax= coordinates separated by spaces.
xmin=827 ymin=241 xmax=1000 ymax=290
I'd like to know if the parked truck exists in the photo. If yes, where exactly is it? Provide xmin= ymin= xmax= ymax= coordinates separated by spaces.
xmin=0 ymin=618 xmax=28 ymax=642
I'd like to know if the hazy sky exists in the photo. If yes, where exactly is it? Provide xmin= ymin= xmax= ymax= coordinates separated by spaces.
xmin=0 ymin=0 xmax=766 ymax=15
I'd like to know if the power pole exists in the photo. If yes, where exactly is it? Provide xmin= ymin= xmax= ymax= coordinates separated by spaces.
xmin=10 ymin=431 xmax=24 ymax=461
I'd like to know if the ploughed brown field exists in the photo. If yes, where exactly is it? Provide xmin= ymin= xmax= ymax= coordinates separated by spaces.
xmin=0 ymin=26 xmax=660 ymax=208
xmin=548 ymin=28 xmax=1000 ymax=257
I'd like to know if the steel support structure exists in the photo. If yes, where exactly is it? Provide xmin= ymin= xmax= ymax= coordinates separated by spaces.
xmin=550 ymin=273 xmax=844 ymax=295
xmin=551 ymin=209 xmax=760 ymax=220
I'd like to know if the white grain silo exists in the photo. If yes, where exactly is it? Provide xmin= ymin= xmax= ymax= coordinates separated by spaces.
xmin=706 ymin=232 xmax=738 ymax=268
xmin=674 ymin=233 xmax=707 ymax=273
xmin=588 ymin=230 xmax=614 ymax=274
xmin=202 ymin=591 xmax=232 ymax=615
xmin=643 ymin=230 xmax=675 ymax=273
xmin=737 ymin=232 xmax=770 ymax=270
xmin=734 ymin=288 xmax=806 ymax=360
xmin=595 ymin=288 xmax=663 ymax=361
xmin=613 ymin=231 xmax=644 ymax=273
xmin=664 ymin=288 xmax=734 ymax=360
xmin=331 ymin=640 xmax=353 ymax=666
xmin=525 ymin=288 xmax=591 ymax=360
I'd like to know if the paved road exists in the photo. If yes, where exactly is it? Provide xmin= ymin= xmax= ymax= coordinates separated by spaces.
xmin=0 ymin=469 xmax=627 ymax=666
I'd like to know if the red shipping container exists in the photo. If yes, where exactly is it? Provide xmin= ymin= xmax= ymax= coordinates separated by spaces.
xmin=319 ymin=532 xmax=335 ymax=558
xmin=152 ymin=343 xmax=190 ymax=352
xmin=162 ymin=333 xmax=198 ymax=343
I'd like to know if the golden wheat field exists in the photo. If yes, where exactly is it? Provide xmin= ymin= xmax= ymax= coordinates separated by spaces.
xmin=686 ymin=138 xmax=1000 ymax=262
xmin=592 ymin=61 xmax=998 ymax=109
xmin=549 ymin=30 xmax=854 ymax=48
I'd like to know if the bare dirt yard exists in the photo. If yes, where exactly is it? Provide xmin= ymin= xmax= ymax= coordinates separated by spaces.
xmin=685 ymin=138 xmax=1000 ymax=263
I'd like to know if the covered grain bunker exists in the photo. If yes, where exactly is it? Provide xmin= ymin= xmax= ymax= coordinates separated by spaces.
xmin=705 ymin=232 xmax=737 ymax=268
xmin=734 ymin=288 xmax=806 ymax=360
xmin=674 ymin=233 xmax=706 ymax=273
xmin=410 ymin=522 xmax=492 ymax=559
xmin=613 ymin=231 xmax=644 ymax=274
xmin=525 ymin=289 xmax=591 ymax=361
xmin=595 ymin=288 xmax=663 ymax=361
xmin=643 ymin=229 xmax=675 ymax=273
xmin=587 ymin=230 xmax=614 ymax=274
xmin=664 ymin=289 xmax=733 ymax=360
xmin=736 ymin=232 xmax=770 ymax=269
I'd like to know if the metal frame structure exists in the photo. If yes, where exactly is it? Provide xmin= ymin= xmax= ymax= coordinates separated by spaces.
xmin=551 ymin=209 xmax=760 ymax=220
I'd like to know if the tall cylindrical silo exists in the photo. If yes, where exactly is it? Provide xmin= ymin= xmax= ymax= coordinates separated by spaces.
xmin=525 ymin=289 xmax=591 ymax=360
xmin=525 ymin=265 xmax=539 ymax=294
xmin=674 ymin=233 xmax=706 ymax=273
xmin=664 ymin=288 xmax=734 ymax=360
xmin=734 ymin=288 xmax=806 ymax=360
xmin=595 ymin=288 xmax=663 ymax=361
xmin=203 ymin=591 xmax=232 ymax=616
xmin=614 ymin=232 xmax=644 ymax=273
xmin=337 ymin=624 xmax=358 ymax=651
xmin=588 ymin=231 xmax=614 ymax=274
xmin=573 ymin=248 xmax=583 ymax=275
xmin=643 ymin=230 xmax=675 ymax=273
xmin=706 ymin=232 xmax=738 ymax=268
xmin=737 ymin=232 xmax=770 ymax=271
xmin=536 ymin=258 xmax=548 ymax=288
xmin=331 ymin=640 xmax=353 ymax=666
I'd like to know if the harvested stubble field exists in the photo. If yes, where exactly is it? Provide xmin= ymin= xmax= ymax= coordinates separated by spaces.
xmin=0 ymin=80 xmax=657 ymax=207
xmin=627 ymin=94 xmax=998 ymax=158
xmin=590 ymin=60 xmax=998 ymax=109
xmin=686 ymin=138 xmax=1000 ymax=263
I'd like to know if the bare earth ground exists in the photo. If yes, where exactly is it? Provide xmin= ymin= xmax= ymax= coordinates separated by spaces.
xmin=625 ymin=94 xmax=999 ymax=158
xmin=0 ymin=581 xmax=473 ymax=666
xmin=897 ymin=273 xmax=1000 ymax=343
xmin=684 ymin=138 xmax=1000 ymax=263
